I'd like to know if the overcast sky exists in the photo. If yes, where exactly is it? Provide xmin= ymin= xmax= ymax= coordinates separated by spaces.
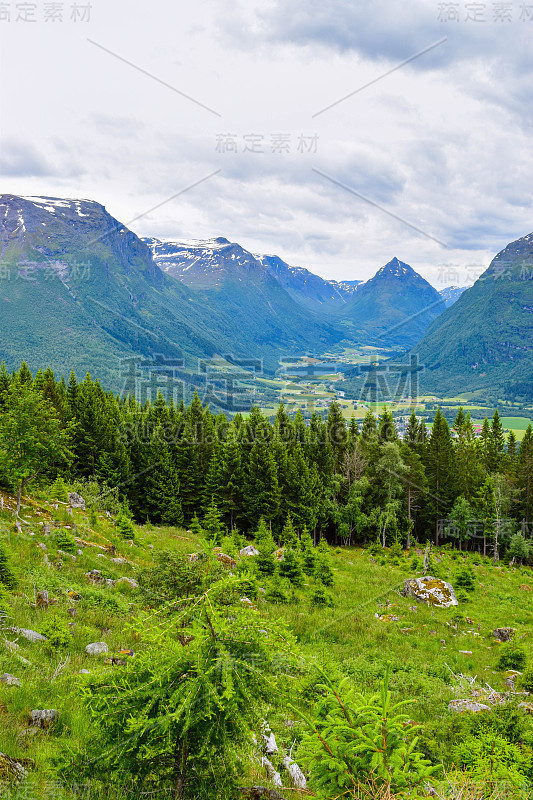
xmin=1 ymin=0 xmax=532 ymax=286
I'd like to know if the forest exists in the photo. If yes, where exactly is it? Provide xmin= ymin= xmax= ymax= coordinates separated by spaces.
xmin=0 ymin=361 xmax=532 ymax=560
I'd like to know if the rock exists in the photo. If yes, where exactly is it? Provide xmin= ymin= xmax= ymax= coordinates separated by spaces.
xmin=111 ymin=557 xmax=127 ymax=564
xmin=117 ymin=577 xmax=139 ymax=589
xmin=85 ymin=569 xmax=102 ymax=584
xmin=78 ymin=669 xmax=91 ymax=675
xmin=66 ymin=589 xmax=81 ymax=600
xmin=101 ymin=628 xmax=112 ymax=635
xmin=403 ymin=576 xmax=458 ymax=607
xmin=375 ymin=613 xmax=400 ymax=622
xmin=274 ymin=548 xmax=285 ymax=561
xmin=282 ymin=756 xmax=306 ymax=789
xmin=68 ymin=492 xmax=86 ymax=510
xmin=30 ymin=709 xmax=58 ymax=728
xmin=188 ymin=553 xmax=199 ymax=563
xmin=217 ymin=552 xmax=237 ymax=568
xmin=84 ymin=642 xmax=109 ymax=656
xmin=8 ymin=627 xmax=47 ymax=643
xmin=95 ymin=553 xmax=107 ymax=559
xmin=262 ymin=729 xmax=278 ymax=755
xmin=42 ymin=523 xmax=50 ymax=536
xmin=0 ymin=752 xmax=33 ymax=782
xmin=240 ymin=597 xmax=257 ymax=609
xmin=0 ymin=673 xmax=20 ymax=686
xmin=448 ymin=699 xmax=490 ymax=713
xmin=493 ymin=627 xmax=516 ymax=642
xmin=518 ymin=702 xmax=533 ymax=714
xmin=77 ymin=549 xmax=83 ymax=556
xmin=459 ymin=650 xmax=473 ymax=655
xmin=240 ymin=545 xmax=259 ymax=557
xmin=36 ymin=590 xmax=49 ymax=609
xmin=37 ymin=542 xmax=47 ymax=551
xmin=263 ymin=757 xmax=282 ymax=788
xmin=105 ymin=579 xmax=116 ymax=588
xmin=520 ymin=584 xmax=531 ymax=591
xmin=147 ymin=544 xmax=154 ymax=549
xmin=239 ymin=790 xmax=288 ymax=800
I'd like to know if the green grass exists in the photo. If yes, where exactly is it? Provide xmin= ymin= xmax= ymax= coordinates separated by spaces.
xmin=1 ymin=492 xmax=533 ymax=797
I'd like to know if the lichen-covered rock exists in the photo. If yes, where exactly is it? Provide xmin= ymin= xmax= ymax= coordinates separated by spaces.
xmin=0 ymin=673 xmax=20 ymax=686
xmin=217 ymin=552 xmax=237 ymax=568
xmin=30 ymin=709 xmax=58 ymax=728
xmin=448 ymin=699 xmax=490 ymax=713
xmin=240 ymin=545 xmax=259 ymax=557
xmin=68 ymin=492 xmax=86 ymax=510
xmin=493 ymin=627 xmax=516 ymax=642
xmin=403 ymin=576 xmax=458 ymax=607
xmin=0 ymin=752 xmax=33 ymax=783
xmin=85 ymin=642 xmax=109 ymax=656
xmin=8 ymin=627 xmax=47 ymax=643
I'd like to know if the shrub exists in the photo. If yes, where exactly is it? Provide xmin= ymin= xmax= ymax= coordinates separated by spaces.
xmin=520 ymin=665 xmax=533 ymax=693
xmin=54 ymin=528 xmax=77 ymax=554
xmin=311 ymin=582 xmax=333 ymax=608
xmin=279 ymin=548 xmax=304 ymax=587
xmin=138 ymin=550 xmax=225 ymax=606
xmin=293 ymin=663 xmax=440 ymax=796
xmin=50 ymin=476 xmax=69 ymax=502
xmin=40 ymin=614 xmax=73 ymax=650
xmin=69 ymin=478 xmax=120 ymax=514
xmin=115 ymin=510 xmax=135 ymax=540
xmin=497 ymin=641 xmax=527 ymax=671
xmin=265 ymin=571 xmax=289 ymax=604
xmin=455 ymin=565 xmax=475 ymax=592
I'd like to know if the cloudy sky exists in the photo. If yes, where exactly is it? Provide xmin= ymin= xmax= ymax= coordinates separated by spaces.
xmin=1 ymin=0 xmax=532 ymax=286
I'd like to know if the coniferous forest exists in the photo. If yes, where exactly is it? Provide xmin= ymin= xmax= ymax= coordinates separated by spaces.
xmin=1 ymin=361 xmax=532 ymax=556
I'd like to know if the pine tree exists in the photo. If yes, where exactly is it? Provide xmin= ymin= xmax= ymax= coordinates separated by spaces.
xmin=518 ymin=425 xmax=533 ymax=524
xmin=116 ymin=509 xmax=136 ymax=540
xmin=280 ymin=513 xmax=298 ymax=548
xmin=490 ymin=409 xmax=505 ymax=471
xmin=255 ymin=518 xmax=277 ymax=577
xmin=300 ymin=527 xmax=317 ymax=575
xmin=265 ymin=569 xmax=289 ymax=603
xmin=279 ymin=547 xmax=304 ymax=587
xmin=314 ymin=550 xmax=334 ymax=587
xmin=327 ymin=401 xmax=347 ymax=472
xmin=203 ymin=498 xmax=225 ymax=545
xmin=50 ymin=476 xmax=69 ymax=503
xmin=424 ymin=408 xmax=454 ymax=544
xmin=243 ymin=434 xmax=280 ymax=528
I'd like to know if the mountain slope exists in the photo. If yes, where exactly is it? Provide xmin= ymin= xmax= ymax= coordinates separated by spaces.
xmin=439 ymin=286 xmax=468 ymax=308
xmin=413 ymin=233 xmax=533 ymax=401
xmin=255 ymin=253 xmax=360 ymax=311
xmin=338 ymin=257 xmax=446 ymax=347
xmin=144 ymin=237 xmax=339 ymax=363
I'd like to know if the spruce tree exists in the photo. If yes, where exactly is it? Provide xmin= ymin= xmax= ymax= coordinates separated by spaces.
xmin=424 ymin=408 xmax=454 ymax=544
xmin=50 ymin=476 xmax=69 ymax=503
xmin=255 ymin=518 xmax=277 ymax=577
xmin=280 ymin=513 xmax=298 ymax=548
xmin=518 ymin=425 xmax=533 ymax=524
xmin=203 ymin=498 xmax=225 ymax=545
xmin=314 ymin=551 xmax=334 ymax=587
xmin=279 ymin=547 xmax=304 ymax=587
xmin=116 ymin=509 xmax=136 ymax=539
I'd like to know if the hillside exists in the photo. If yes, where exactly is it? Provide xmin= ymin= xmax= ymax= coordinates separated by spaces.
xmin=413 ymin=232 xmax=533 ymax=401
xmin=1 ymin=488 xmax=533 ymax=798
xmin=338 ymin=257 xmax=446 ymax=348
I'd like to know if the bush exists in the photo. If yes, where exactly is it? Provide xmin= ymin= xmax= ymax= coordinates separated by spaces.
xmin=50 ymin=476 xmax=69 ymax=502
xmin=497 ymin=641 xmax=527 ymax=671
xmin=138 ymin=550 xmax=225 ymax=606
xmin=40 ymin=614 xmax=73 ymax=650
xmin=279 ymin=548 xmax=304 ymax=587
xmin=265 ymin=571 xmax=289 ymax=604
xmin=115 ymin=510 xmax=135 ymax=540
xmin=54 ymin=528 xmax=77 ymax=554
xmin=455 ymin=565 xmax=475 ymax=592
xmin=69 ymin=478 xmax=120 ymax=514
xmin=311 ymin=582 xmax=333 ymax=607
xmin=520 ymin=665 xmax=533 ymax=693
xmin=294 ymin=663 xmax=439 ymax=796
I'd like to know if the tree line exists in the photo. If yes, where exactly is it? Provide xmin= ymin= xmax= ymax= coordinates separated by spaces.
xmin=0 ymin=361 xmax=532 ymax=556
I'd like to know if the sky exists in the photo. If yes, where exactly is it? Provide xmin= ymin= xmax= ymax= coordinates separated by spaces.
xmin=1 ymin=0 xmax=532 ymax=287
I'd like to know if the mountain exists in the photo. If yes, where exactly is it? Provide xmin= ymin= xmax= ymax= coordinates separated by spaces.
xmin=338 ymin=257 xmax=446 ymax=347
xmin=0 ymin=197 xmax=332 ymax=390
xmin=254 ymin=253 xmax=360 ymax=311
xmin=439 ymin=286 xmax=468 ymax=308
xmin=413 ymin=232 xmax=533 ymax=401
xmin=144 ymin=237 xmax=339 ymax=364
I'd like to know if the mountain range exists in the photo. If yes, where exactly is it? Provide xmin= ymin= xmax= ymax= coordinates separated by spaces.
xmin=1 ymin=192 xmax=512 ymax=399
